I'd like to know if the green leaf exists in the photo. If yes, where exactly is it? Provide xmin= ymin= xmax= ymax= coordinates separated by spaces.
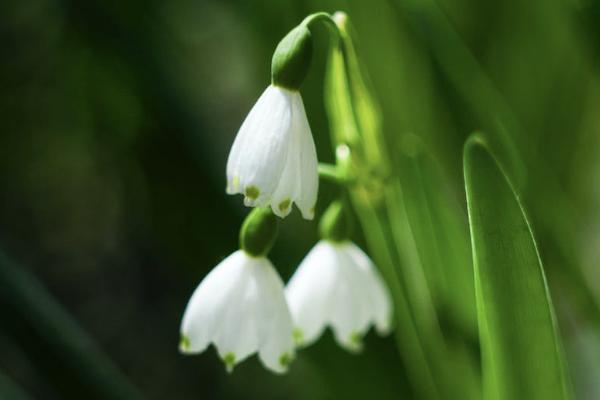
xmin=397 ymin=135 xmax=477 ymax=335
xmin=463 ymin=135 xmax=572 ymax=400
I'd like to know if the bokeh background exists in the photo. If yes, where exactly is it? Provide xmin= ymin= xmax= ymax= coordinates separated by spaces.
xmin=1 ymin=0 xmax=600 ymax=399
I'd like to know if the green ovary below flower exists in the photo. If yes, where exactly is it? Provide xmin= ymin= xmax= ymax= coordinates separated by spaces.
xmin=179 ymin=250 xmax=295 ymax=374
xmin=285 ymin=240 xmax=393 ymax=352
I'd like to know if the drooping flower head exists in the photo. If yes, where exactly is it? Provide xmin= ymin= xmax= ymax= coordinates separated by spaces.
xmin=179 ymin=208 xmax=295 ymax=373
xmin=226 ymin=25 xmax=318 ymax=220
xmin=286 ymin=240 xmax=392 ymax=352
xmin=179 ymin=250 xmax=295 ymax=373
xmin=285 ymin=201 xmax=392 ymax=351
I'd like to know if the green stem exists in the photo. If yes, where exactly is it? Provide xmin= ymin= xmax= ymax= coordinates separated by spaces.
xmin=318 ymin=162 xmax=352 ymax=185
xmin=301 ymin=12 xmax=342 ymax=42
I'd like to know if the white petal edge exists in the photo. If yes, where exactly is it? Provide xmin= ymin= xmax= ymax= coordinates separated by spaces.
xmin=270 ymin=93 xmax=302 ymax=218
xmin=285 ymin=242 xmax=339 ymax=347
xmin=285 ymin=241 xmax=393 ymax=352
xmin=293 ymin=94 xmax=318 ymax=220
xmin=211 ymin=256 xmax=265 ymax=370
xmin=179 ymin=250 xmax=296 ymax=374
xmin=257 ymin=259 xmax=296 ymax=373
xmin=327 ymin=243 xmax=369 ymax=351
xmin=344 ymin=242 xmax=393 ymax=335
xmin=179 ymin=251 xmax=249 ymax=354
xmin=226 ymin=85 xmax=294 ymax=206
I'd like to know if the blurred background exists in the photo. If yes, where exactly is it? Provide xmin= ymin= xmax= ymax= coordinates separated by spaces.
xmin=1 ymin=0 xmax=600 ymax=399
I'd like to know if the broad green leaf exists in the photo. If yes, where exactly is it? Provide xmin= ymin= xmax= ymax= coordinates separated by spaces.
xmin=463 ymin=136 xmax=572 ymax=400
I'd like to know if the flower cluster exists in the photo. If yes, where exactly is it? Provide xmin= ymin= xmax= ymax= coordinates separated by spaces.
xmin=179 ymin=12 xmax=393 ymax=374
xmin=179 ymin=212 xmax=392 ymax=374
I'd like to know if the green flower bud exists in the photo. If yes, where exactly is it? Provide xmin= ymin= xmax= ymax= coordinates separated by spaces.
xmin=319 ymin=200 xmax=353 ymax=242
xmin=240 ymin=207 xmax=279 ymax=257
xmin=271 ymin=25 xmax=313 ymax=90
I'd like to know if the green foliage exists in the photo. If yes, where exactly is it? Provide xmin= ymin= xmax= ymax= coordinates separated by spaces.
xmin=464 ymin=136 xmax=572 ymax=400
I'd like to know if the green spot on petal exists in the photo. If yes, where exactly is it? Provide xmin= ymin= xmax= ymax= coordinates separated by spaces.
xmin=278 ymin=198 xmax=291 ymax=212
xmin=293 ymin=328 xmax=304 ymax=345
xmin=232 ymin=176 xmax=240 ymax=189
xmin=245 ymin=185 xmax=260 ymax=200
xmin=279 ymin=352 xmax=292 ymax=368
xmin=349 ymin=331 xmax=364 ymax=351
xmin=179 ymin=334 xmax=190 ymax=352
xmin=223 ymin=352 xmax=236 ymax=373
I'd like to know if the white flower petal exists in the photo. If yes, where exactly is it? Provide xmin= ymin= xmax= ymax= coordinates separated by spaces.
xmin=212 ymin=257 xmax=263 ymax=370
xmin=270 ymin=108 xmax=301 ymax=218
xmin=329 ymin=244 xmax=375 ymax=351
xmin=226 ymin=85 xmax=318 ymax=219
xmin=257 ymin=261 xmax=295 ymax=374
xmin=226 ymin=85 xmax=293 ymax=205
xmin=345 ymin=242 xmax=393 ymax=334
xmin=293 ymin=94 xmax=318 ymax=220
xmin=179 ymin=250 xmax=295 ymax=374
xmin=179 ymin=251 xmax=248 ymax=354
xmin=285 ymin=240 xmax=393 ymax=352
xmin=285 ymin=242 xmax=338 ymax=346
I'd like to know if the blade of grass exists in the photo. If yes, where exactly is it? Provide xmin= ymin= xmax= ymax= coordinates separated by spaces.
xmin=390 ymin=0 xmax=600 ymax=322
xmin=396 ymin=134 xmax=476 ymax=334
xmin=464 ymin=135 xmax=572 ymax=400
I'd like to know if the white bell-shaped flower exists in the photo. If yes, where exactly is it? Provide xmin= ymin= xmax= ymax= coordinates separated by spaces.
xmin=285 ymin=240 xmax=392 ymax=352
xmin=179 ymin=250 xmax=295 ymax=374
xmin=226 ymin=84 xmax=318 ymax=220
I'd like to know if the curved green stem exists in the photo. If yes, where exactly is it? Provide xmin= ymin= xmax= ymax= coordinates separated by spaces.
xmin=318 ymin=163 xmax=352 ymax=185
xmin=301 ymin=12 xmax=342 ymax=43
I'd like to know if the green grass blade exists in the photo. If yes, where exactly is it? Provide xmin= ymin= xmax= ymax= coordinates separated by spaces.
xmin=463 ymin=136 xmax=572 ymax=400
xmin=397 ymin=136 xmax=477 ymax=335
